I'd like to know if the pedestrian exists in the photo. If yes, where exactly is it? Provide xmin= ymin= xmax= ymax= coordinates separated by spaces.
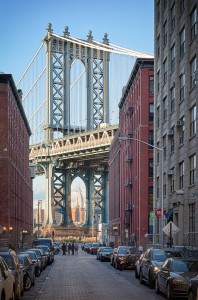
xmin=62 ymin=242 xmax=66 ymax=255
xmin=68 ymin=243 xmax=71 ymax=255
xmin=74 ymin=243 xmax=78 ymax=255
xmin=71 ymin=243 xmax=75 ymax=255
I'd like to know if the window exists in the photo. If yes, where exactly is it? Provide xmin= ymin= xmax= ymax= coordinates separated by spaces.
xmin=180 ymin=72 xmax=185 ymax=102
xmin=157 ymin=0 xmax=160 ymax=23
xmin=157 ymin=177 xmax=159 ymax=198
xmin=149 ymin=158 xmax=153 ymax=177
xmin=163 ymin=172 xmax=166 ymax=196
xmin=191 ymin=6 xmax=197 ymax=41
xmin=163 ymin=135 xmax=167 ymax=159
xmin=171 ymin=3 xmax=176 ymax=31
xmin=149 ymin=103 xmax=154 ymax=122
xmin=157 ymin=106 xmax=160 ymax=129
xmin=180 ymin=27 xmax=185 ymax=57
xmin=170 ymin=127 xmax=175 ymax=153
xmin=171 ymin=44 xmax=176 ymax=72
xmin=179 ymin=116 xmax=185 ymax=145
xmin=163 ymin=96 xmax=167 ymax=121
xmin=149 ymin=130 xmax=154 ymax=147
xmin=163 ymin=0 xmax=167 ymax=10
xmin=157 ymin=142 xmax=160 ymax=164
xmin=180 ymin=0 xmax=185 ymax=14
xmin=148 ymin=187 xmax=153 ymax=206
xmin=190 ymin=105 xmax=196 ymax=137
xmin=189 ymin=203 xmax=195 ymax=233
xmin=179 ymin=161 xmax=184 ymax=189
xmin=163 ymin=58 xmax=167 ymax=84
xmin=149 ymin=76 xmax=154 ymax=94
xmin=157 ymin=35 xmax=160 ymax=57
xmin=157 ymin=70 xmax=160 ymax=93
xmin=163 ymin=20 xmax=168 ymax=47
xmin=170 ymin=168 xmax=175 ymax=193
xmin=190 ymin=154 xmax=196 ymax=185
xmin=190 ymin=57 xmax=197 ymax=89
xmin=171 ymin=86 xmax=175 ymax=112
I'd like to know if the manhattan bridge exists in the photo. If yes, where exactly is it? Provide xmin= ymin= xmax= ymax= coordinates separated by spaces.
xmin=17 ymin=23 xmax=153 ymax=239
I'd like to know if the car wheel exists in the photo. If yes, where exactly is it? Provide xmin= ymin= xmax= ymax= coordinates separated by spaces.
xmin=24 ymin=275 xmax=32 ymax=291
xmin=1 ymin=291 xmax=5 ymax=300
xmin=155 ymin=278 xmax=160 ymax=294
xmin=188 ymin=291 xmax=194 ymax=300
xmin=148 ymin=272 xmax=154 ymax=289
xmin=139 ymin=270 xmax=144 ymax=284
xmin=167 ymin=283 xmax=173 ymax=300
xmin=32 ymin=272 xmax=35 ymax=286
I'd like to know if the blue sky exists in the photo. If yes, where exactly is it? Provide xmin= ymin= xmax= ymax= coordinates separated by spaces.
xmin=0 ymin=0 xmax=154 ymax=83
xmin=0 ymin=0 xmax=154 ymax=204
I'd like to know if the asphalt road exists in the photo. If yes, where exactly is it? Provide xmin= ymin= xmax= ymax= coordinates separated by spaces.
xmin=22 ymin=250 xmax=166 ymax=300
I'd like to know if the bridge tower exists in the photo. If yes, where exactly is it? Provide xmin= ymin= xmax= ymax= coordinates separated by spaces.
xmin=41 ymin=24 xmax=110 ymax=230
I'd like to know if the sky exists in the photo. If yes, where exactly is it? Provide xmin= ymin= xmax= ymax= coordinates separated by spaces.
xmin=0 ymin=0 xmax=154 ymax=206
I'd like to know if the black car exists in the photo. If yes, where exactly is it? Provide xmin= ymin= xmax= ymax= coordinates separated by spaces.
xmin=35 ymin=245 xmax=54 ymax=265
xmin=28 ymin=248 xmax=45 ymax=271
xmin=188 ymin=276 xmax=198 ymax=300
xmin=18 ymin=253 xmax=35 ymax=290
xmin=23 ymin=250 xmax=41 ymax=277
xmin=0 ymin=249 xmax=24 ymax=299
xmin=155 ymin=257 xmax=198 ymax=299
xmin=139 ymin=247 xmax=184 ymax=288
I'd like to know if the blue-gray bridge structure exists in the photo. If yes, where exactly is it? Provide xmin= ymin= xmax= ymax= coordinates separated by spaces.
xmin=17 ymin=23 xmax=153 ymax=236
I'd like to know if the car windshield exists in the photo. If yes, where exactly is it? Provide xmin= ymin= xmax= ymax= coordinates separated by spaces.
xmin=152 ymin=250 xmax=167 ymax=261
xmin=102 ymin=248 xmax=112 ymax=252
xmin=26 ymin=252 xmax=37 ymax=260
xmin=36 ymin=245 xmax=49 ymax=252
xmin=119 ymin=247 xmax=132 ymax=254
xmin=172 ymin=260 xmax=198 ymax=272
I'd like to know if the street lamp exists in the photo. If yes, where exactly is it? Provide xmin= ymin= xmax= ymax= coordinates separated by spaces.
xmin=118 ymin=136 xmax=164 ymax=248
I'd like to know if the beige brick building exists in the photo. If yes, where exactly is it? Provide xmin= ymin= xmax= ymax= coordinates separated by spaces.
xmin=154 ymin=0 xmax=198 ymax=246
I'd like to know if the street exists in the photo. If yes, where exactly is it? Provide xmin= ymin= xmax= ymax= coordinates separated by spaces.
xmin=22 ymin=249 xmax=165 ymax=300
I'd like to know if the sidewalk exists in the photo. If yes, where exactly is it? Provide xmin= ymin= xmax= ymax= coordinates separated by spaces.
xmin=35 ymin=250 xmax=160 ymax=300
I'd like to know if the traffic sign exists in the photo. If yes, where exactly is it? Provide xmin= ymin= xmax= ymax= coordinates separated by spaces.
xmin=163 ymin=221 xmax=179 ymax=236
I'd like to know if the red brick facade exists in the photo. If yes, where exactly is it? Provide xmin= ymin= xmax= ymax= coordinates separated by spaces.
xmin=109 ymin=59 xmax=154 ymax=248
xmin=0 ymin=74 xmax=33 ymax=248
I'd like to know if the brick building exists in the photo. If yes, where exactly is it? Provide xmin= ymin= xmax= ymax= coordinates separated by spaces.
xmin=109 ymin=58 xmax=154 ymax=247
xmin=0 ymin=74 xmax=33 ymax=248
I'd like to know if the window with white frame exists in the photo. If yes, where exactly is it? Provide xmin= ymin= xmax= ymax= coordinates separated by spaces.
xmin=149 ymin=76 xmax=154 ymax=94
xmin=163 ymin=58 xmax=167 ymax=84
xmin=170 ymin=168 xmax=175 ymax=193
xmin=171 ymin=85 xmax=175 ymax=112
xmin=149 ymin=103 xmax=154 ymax=121
xmin=190 ymin=105 xmax=196 ymax=137
xmin=179 ymin=161 xmax=184 ymax=189
xmin=190 ymin=154 xmax=196 ymax=185
xmin=190 ymin=56 xmax=197 ymax=89
xmin=180 ymin=72 xmax=185 ymax=102
xmin=170 ymin=127 xmax=175 ymax=153
xmin=171 ymin=3 xmax=176 ymax=32
xmin=191 ymin=6 xmax=197 ymax=41
xmin=180 ymin=27 xmax=185 ymax=57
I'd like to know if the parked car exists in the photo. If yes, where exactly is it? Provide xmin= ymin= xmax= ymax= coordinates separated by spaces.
xmin=23 ymin=250 xmax=41 ymax=277
xmin=90 ymin=244 xmax=100 ymax=255
xmin=119 ymin=247 xmax=141 ymax=270
xmin=0 ymin=249 xmax=24 ymax=299
xmin=35 ymin=245 xmax=54 ymax=265
xmin=155 ymin=257 xmax=198 ymax=299
xmin=97 ymin=247 xmax=113 ymax=261
xmin=28 ymin=248 xmax=45 ymax=271
xmin=139 ymin=247 xmax=185 ymax=288
xmin=110 ymin=248 xmax=117 ymax=266
xmin=18 ymin=253 xmax=35 ymax=290
xmin=188 ymin=275 xmax=198 ymax=300
xmin=113 ymin=246 xmax=139 ymax=269
xmin=135 ymin=253 xmax=145 ymax=278
xmin=0 ymin=255 xmax=15 ymax=300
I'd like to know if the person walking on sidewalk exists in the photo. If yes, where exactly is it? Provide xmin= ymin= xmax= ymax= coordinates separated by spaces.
xmin=68 ymin=243 xmax=71 ymax=255
xmin=74 ymin=243 xmax=78 ymax=255
xmin=62 ymin=242 xmax=66 ymax=255
xmin=71 ymin=243 xmax=75 ymax=255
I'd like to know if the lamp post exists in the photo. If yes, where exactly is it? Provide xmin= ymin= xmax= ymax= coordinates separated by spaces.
xmin=118 ymin=136 xmax=164 ymax=248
